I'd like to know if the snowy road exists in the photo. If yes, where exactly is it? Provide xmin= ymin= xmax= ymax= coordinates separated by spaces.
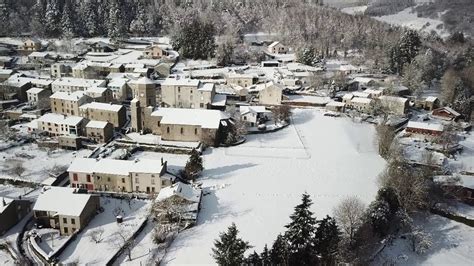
xmin=162 ymin=109 xmax=386 ymax=264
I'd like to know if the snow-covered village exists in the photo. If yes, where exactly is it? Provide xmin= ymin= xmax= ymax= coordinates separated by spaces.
xmin=0 ymin=0 xmax=473 ymax=265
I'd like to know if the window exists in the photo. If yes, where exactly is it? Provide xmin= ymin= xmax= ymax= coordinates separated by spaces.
xmin=178 ymin=87 xmax=181 ymax=93
xmin=63 ymin=218 xmax=67 ymax=224
xmin=64 ymin=227 xmax=68 ymax=234
xmin=195 ymin=128 xmax=198 ymax=135
xmin=73 ymin=173 xmax=78 ymax=181
xmin=200 ymin=103 xmax=204 ymax=108
xmin=136 ymin=186 xmax=139 ymax=192
xmin=71 ymin=218 xmax=75 ymax=225
xmin=107 ymin=177 xmax=111 ymax=182
xmin=167 ymin=127 xmax=170 ymax=134
xmin=86 ymin=175 xmax=91 ymax=182
xmin=161 ymin=180 xmax=166 ymax=186
xmin=151 ymin=179 xmax=155 ymax=185
xmin=157 ymin=121 xmax=160 ymax=127
xmin=135 ymin=178 xmax=139 ymax=184
xmin=180 ymin=128 xmax=184 ymax=134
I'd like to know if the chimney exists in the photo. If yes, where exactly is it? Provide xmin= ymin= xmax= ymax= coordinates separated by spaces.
xmin=161 ymin=157 xmax=163 ymax=165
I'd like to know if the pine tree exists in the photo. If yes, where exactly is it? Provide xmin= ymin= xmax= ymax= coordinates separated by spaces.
xmin=83 ymin=0 xmax=99 ymax=37
xmin=184 ymin=149 xmax=203 ymax=181
xmin=284 ymin=192 xmax=318 ymax=265
xmin=367 ymin=199 xmax=391 ymax=237
xmin=130 ymin=0 xmax=147 ymax=36
xmin=246 ymin=251 xmax=262 ymax=266
xmin=270 ymin=234 xmax=289 ymax=265
xmin=451 ymin=79 xmax=471 ymax=119
xmin=30 ymin=0 xmax=47 ymax=36
xmin=61 ymin=0 xmax=76 ymax=38
xmin=314 ymin=215 xmax=340 ymax=264
xmin=0 ymin=0 xmax=10 ymax=36
xmin=45 ymin=0 xmax=61 ymax=37
xmin=108 ymin=0 xmax=127 ymax=40
xmin=260 ymin=244 xmax=271 ymax=266
xmin=212 ymin=223 xmax=251 ymax=266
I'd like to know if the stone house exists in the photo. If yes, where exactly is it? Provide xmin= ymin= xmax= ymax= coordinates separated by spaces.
xmin=67 ymin=158 xmax=173 ymax=194
xmin=85 ymin=87 xmax=113 ymax=103
xmin=36 ymin=113 xmax=86 ymax=136
xmin=51 ymin=78 xmax=106 ymax=93
xmin=267 ymin=41 xmax=288 ymax=54
xmin=143 ymin=45 xmax=168 ymax=59
xmin=1 ymin=75 xmax=32 ymax=102
xmin=33 ymin=187 xmax=100 ymax=236
xmin=325 ymin=101 xmax=346 ymax=113
xmin=378 ymin=95 xmax=409 ymax=115
xmin=79 ymin=102 xmax=126 ymax=128
xmin=240 ymin=105 xmax=269 ymax=127
xmin=85 ymin=121 xmax=114 ymax=143
xmin=23 ymin=38 xmax=42 ymax=52
xmin=225 ymin=73 xmax=258 ymax=88
xmin=406 ymin=121 xmax=444 ymax=136
xmin=50 ymin=91 xmax=91 ymax=116
xmin=147 ymin=107 xmax=230 ymax=143
xmin=0 ymin=197 xmax=31 ymax=236
xmin=107 ymin=78 xmax=131 ymax=102
xmin=51 ymin=63 xmax=73 ymax=78
xmin=161 ymin=77 xmax=216 ymax=109
xmin=89 ymin=41 xmax=116 ymax=53
xmin=249 ymin=82 xmax=283 ymax=105
xmin=27 ymin=87 xmax=51 ymax=108
xmin=349 ymin=97 xmax=374 ymax=113
xmin=432 ymin=107 xmax=462 ymax=121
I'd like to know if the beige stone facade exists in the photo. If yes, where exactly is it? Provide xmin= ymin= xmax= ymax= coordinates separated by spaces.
xmin=79 ymin=102 xmax=126 ymax=128
xmin=86 ymin=121 xmax=114 ymax=143
xmin=143 ymin=45 xmax=168 ymax=59
xmin=161 ymin=78 xmax=215 ymax=109
xmin=50 ymin=91 xmax=90 ymax=116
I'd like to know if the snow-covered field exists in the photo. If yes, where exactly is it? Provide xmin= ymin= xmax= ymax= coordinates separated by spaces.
xmin=375 ymin=213 xmax=474 ymax=265
xmin=0 ymin=144 xmax=91 ymax=183
xmin=58 ymin=197 xmax=151 ymax=264
xmin=0 ymin=249 xmax=14 ymax=266
xmin=373 ymin=7 xmax=449 ymax=38
xmin=162 ymin=109 xmax=386 ymax=264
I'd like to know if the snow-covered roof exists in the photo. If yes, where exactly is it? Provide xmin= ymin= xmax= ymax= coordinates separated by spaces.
xmin=0 ymin=197 xmax=14 ymax=214
xmin=339 ymin=64 xmax=358 ymax=71
xmin=33 ymin=187 xmax=93 ymax=217
xmin=86 ymin=120 xmax=109 ymax=129
xmin=151 ymin=108 xmax=230 ymax=129
xmin=68 ymin=158 xmax=166 ymax=176
xmin=425 ymin=96 xmax=438 ymax=103
xmin=80 ymin=102 xmax=123 ymax=112
xmin=52 ymin=78 xmax=106 ymax=87
xmin=268 ymin=41 xmax=281 ymax=48
xmin=37 ymin=113 xmax=84 ymax=126
xmin=342 ymin=93 xmax=354 ymax=100
xmin=407 ymin=121 xmax=444 ymax=132
xmin=27 ymin=87 xmax=45 ymax=94
xmin=85 ymin=86 xmax=109 ymax=95
xmin=352 ymin=91 xmax=370 ymax=98
xmin=326 ymin=101 xmax=346 ymax=107
xmin=211 ymin=94 xmax=227 ymax=107
xmin=433 ymin=175 xmax=474 ymax=190
xmin=198 ymin=83 xmax=215 ymax=92
xmin=240 ymin=105 xmax=268 ymax=115
xmin=128 ymin=76 xmax=155 ymax=85
xmin=379 ymin=95 xmax=408 ymax=104
xmin=249 ymin=82 xmax=283 ymax=92
xmin=364 ymin=89 xmax=383 ymax=95
xmin=64 ymin=116 xmax=84 ymax=126
xmin=156 ymin=182 xmax=201 ymax=203
xmin=433 ymin=107 xmax=461 ymax=117
xmin=351 ymin=97 xmax=373 ymax=104
xmin=50 ymin=91 xmax=87 ymax=101
xmin=106 ymin=72 xmax=141 ymax=80
xmin=162 ymin=77 xmax=200 ymax=87
xmin=0 ymin=69 xmax=14 ymax=75
xmin=108 ymin=78 xmax=128 ymax=88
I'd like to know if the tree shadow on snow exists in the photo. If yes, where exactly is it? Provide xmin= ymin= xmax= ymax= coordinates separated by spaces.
xmin=202 ymin=163 xmax=257 ymax=180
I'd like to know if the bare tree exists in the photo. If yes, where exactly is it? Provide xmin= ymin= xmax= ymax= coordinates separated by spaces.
xmin=375 ymin=123 xmax=395 ymax=159
xmin=112 ymin=230 xmax=134 ymax=261
xmin=271 ymin=105 xmax=291 ymax=124
xmin=333 ymin=196 xmax=366 ymax=244
xmin=152 ymin=197 xmax=186 ymax=225
xmin=409 ymin=228 xmax=432 ymax=255
xmin=11 ymin=161 xmax=26 ymax=178
xmin=88 ymin=227 xmax=105 ymax=243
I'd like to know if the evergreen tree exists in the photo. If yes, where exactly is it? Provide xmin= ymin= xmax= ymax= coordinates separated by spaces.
xmin=212 ymin=223 xmax=251 ymax=266
xmin=366 ymin=199 xmax=391 ymax=237
xmin=183 ymin=148 xmax=203 ymax=181
xmin=246 ymin=251 xmax=262 ymax=266
xmin=0 ymin=0 xmax=10 ymax=36
xmin=284 ymin=192 xmax=318 ymax=265
xmin=61 ymin=0 xmax=76 ymax=38
xmin=31 ymin=0 xmax=47 ymax=36
xmin=83 ymin=0 xmax=100 ymax=37
xmin=389 ymin=29 xmax=421 ymax=74
xmin=314 ymin=215 xmax=340 ymax=264
xmin=297 ymin=46 xmax=318 ymax=66
xmin=260 ymin=244 xmax=271 ymax=266
xmin=108 ymin=0 xmax=127 ymax=40
xmin=130 ymin=0 xmax=147 ymax=36
xmin=270 ymin=234 xmax=289 ymax=266
xmin=451 ymin=79 xmax=471 ymax=119
xmin=45 ymin=0 xmax=61 ymax=37
xmin=171 ymin=13 xmax=216 ymax=60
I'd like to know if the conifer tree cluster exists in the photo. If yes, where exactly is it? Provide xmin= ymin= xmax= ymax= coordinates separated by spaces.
xmin=212 ymin=193 xmax=341 ymax=265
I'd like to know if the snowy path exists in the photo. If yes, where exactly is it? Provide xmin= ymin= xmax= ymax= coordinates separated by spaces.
xmin=162 ymin=109 xmax=386 ymax=264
